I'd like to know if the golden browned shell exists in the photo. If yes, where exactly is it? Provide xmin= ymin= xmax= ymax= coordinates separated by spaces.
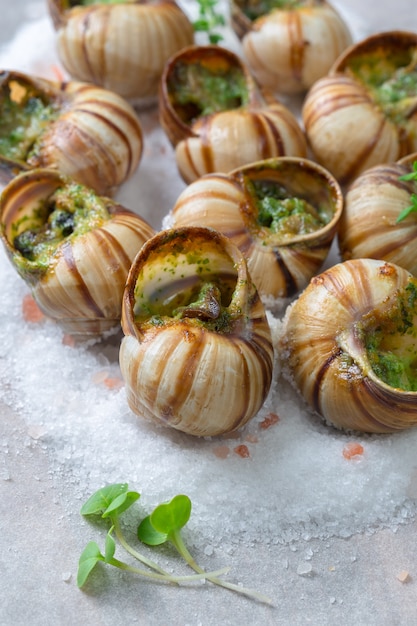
xmin=339 ymin=157 xmax=417 ymax=274
xmin=283 ymin=258 xmax=417 ymax=433
xmin=0 ymin=70 xmax=143 ymax=196
xmin=302 ymin=31 xmax=417 ymax=187
xmin=231 ymin=0 xmax=352 ymax=95
xmin=0 ymin=168 xmax=155 ymax=339
xmin=159 ymin=45 xmax=307 ymax=183
xmin=170 ymin=157 xmax=343 ymax=299
xmin=47 ymin=0 xmax=194 ymax=102
xmin=119 ymin=226 xmax=274 ymax=437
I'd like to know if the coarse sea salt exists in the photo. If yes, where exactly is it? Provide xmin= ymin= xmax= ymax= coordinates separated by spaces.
xmin=1 ymin=6 xmax=417 ymax=552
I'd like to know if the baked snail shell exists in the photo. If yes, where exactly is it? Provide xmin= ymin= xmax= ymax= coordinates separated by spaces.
xmin=231 ymin=0 xmax=352 ymax=95
xmin=0 ymin=70 xmax=143 ymax=196
xmin=302 ymin=31 xmax=417 ymax=187
xmin=339 ymin=157 xmax=417 ymax=274
xmin=47 ymin=0 xmax=194 ymax=103
xmin=170 ymin=157 xmax=343 ymax=300
xmin=159 ymin=45 xmax=307 ymax=184
xmin=119 ymin=226 xmax=274 ymax=437
xmin=0 ymin=168 xmax=155 ymax=339
xmin=283 ymin=258 xmax=417 ymax=433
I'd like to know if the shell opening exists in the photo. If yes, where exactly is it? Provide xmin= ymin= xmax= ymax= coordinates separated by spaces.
xmin=1 ymin=172 xmax=110 ymax=274
xmin=234 ymin=159 xmax=341 ymax=246
xmin=234 ymin=0 xmax=313 ymax=21
xmin=343 ymin=278 xmax=417 ymax=392
xmin=167 ymin=54 xmax=250 ymax=126
xmin=0 ymin=74 xmax=58 ymax=163
xmin=132 ymin=229 xmax=246 ymax=333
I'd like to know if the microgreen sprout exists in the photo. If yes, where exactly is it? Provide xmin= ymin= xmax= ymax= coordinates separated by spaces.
xmin=77 ymin=483 xmax=228 ymax=588
xmin=138 ymin=494 xmax=273 ymax=605
xmin=77 ymin=483 xmax=273 ymax=606
xmin=193 ymin=0 xmax=225 ymax=44
xmin=396 ymin=161 xmax=417 ymax=223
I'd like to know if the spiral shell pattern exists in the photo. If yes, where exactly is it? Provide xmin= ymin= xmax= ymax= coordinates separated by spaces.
xmin=302 ymin=31 xmax=417 ymax=187
xmin=120 ymin=227 xmax=274 ymax=437
xmin=0 ymin=70 xmax=143 ymax=196
xmin=339 ymin=160 xmax=417 ymax=274
xmin=283 ymin=258 xmax=417 ymax=433
xmin=231 ymin=0 xmax=352 ymax=95
xmin=48 ymin=0 xmax=194 ymax=101
xmin=175 ymin=103 xmax=308 ymax=184
xmin=171 ymin=157 xmax=343 ymax=299
xmin=0 ymin=169 xmax=155 ymax=339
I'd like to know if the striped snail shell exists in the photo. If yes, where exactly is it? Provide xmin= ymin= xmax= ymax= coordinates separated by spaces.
xmin=339 ymin=156 xmax=417 ymax=274
xmin=119 ymin=226 xmax=274 ymax=437
xmin=0 ymin=169 xmax=155 ymax=339
xmin=230 ymin=0 xmax=352 ymax=95
xmin=302 ymin=31 xmax=417 ymax=187
xmin=283 ymin=258 xmax=417 ymax=433
xmin=0 ymin=70 xmax=143 ymax=196
xmin=47 ymin=0 xmax=194 ymax=103
xmin=159 ymin=45 xmax=307 ymax=184
xmin=170 ymin=157 xmax=343 ymax=300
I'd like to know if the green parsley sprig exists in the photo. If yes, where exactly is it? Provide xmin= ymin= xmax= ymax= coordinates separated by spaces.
xmin=77 ymin=483 xmax=272 ymax=605
xmin=193 ymin=0 xmax=225 ymax=44
xmin=396 ymin=161 xmax=417 ymax=223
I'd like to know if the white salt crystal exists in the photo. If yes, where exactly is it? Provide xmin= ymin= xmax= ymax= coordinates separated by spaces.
xmin=297 ymin=563 xmax=313 ymax=577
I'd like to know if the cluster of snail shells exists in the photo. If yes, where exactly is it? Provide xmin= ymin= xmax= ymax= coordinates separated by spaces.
xmin=120 ymin=226 xmax=274 ymax=437
xmin=0 ymin=70 xmax=144 ymax=196
xmin=0 ymin=169 xmax=155 ymax=339
xmin=230 ymin=0 xmax=353 ymax=95
xmin=158 ymin=44 xmax=307 ymax=184
xmin=47 ymin=0 xmax=194 ymax=103
xmin=302 ymin=30 xmax=417 ymax=187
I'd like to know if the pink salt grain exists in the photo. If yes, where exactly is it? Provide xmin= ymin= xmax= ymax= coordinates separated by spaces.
xmin=342 ymin=442 xmax=364 ymax=460
xmin=259 ymin=413 xmax=280 ymax=430
xmin=234 ymin=444 xmax=250 ymax=458
xmin=22 ymin=294 xmax=45 ymax=323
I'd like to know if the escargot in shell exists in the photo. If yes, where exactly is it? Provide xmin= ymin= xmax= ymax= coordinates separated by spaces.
xmin=119 ymin=226 xmax=274 ymax=437
xmin=302 ymin=31 xmax=417 ymax=187
xmin=0 ymin=69 xmax=143 ymax=196
xmin=170 ymin=157 xmax=343 ymax=300
xmin=339 ymin=156 xmax=417 ymax=274
xmin=283 ymin=258 xmax=417 ymax=433
xmin=0 ymin=168 xmax=155 ymax=339
xmin=47 ymin=0 xmax=194 ymax=103
xmin=159 ymin=45 xmax=307 ymax=184
xmin=231 ymin=0 xmax=352 ymax=95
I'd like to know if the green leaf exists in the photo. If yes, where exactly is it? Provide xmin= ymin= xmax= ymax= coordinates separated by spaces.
xmin=102 ymin=491 xmax=140 ymax=518
xmin=399 ymin=161 xmax=417 ymax=182
xmin=80 ymin=483 xmax=140 ymax=518
xmin=149 ymin=495 xmax=192 ymax=536
xmin=80 ymin=483 xmax=129 ymax=515
xmin=396 ymin=193 xmax=417 ymax=223
xmin=105 ymin=528 xmax=116 ymax=563
xmin=77 ymin=542 xmax=105 ymax=588
xmin=137 ymin=515 xmax=168 ymax=546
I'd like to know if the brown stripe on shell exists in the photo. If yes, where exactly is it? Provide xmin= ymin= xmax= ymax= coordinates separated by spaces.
xmin=254 ymin=110 xmax=285 ymax=157
xmin=154 ymin=327 xmax=206 ymax=429
xmin=272 ymin=248 xmax=298 ymax=296
xmin=303 ymin=76 xmax=369 ymax=126
xmin=312 ymin=348 xmax=342 ymax=415
xmin=287 ymin=11 xmax=304 ymax=82
xmin=71 ymin=104 xmax=135 ymax=178
xmin=339 ymin=115 xmax=391 ymax=187
xmin=60 ymin=241 xmax=105 ymax=318
xmin=361 ymin=377 xmax=417 ymax=432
